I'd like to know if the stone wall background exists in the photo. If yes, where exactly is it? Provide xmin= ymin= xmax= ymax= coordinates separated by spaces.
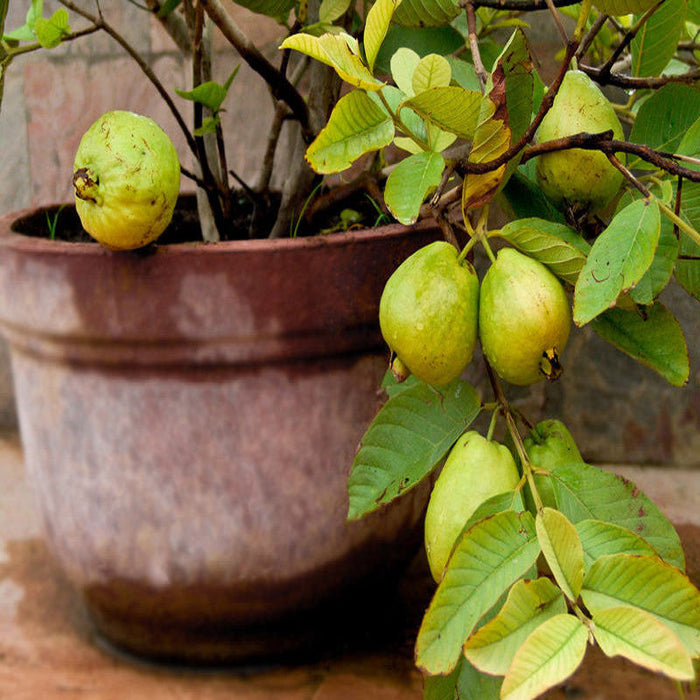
xmin=0 ymin=1 xmax=698 ymax=466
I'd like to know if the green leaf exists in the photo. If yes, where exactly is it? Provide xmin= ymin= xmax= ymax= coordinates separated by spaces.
xmin=305 ymin=89 xmax=394 ymax=174
xmin=193 ymin=116 xmax=220 ymax=136
xmin=412 ymin=53 xmax=451 ymax=94
xmin=629 ymin=85 xmax=700 ymax=170
xmin=550 ymin=462 xmax=685 ymax=571
xmin=424 ymin=656 xmax=502 ymax=700
xmin=34 ymin=8 xmax=69 ymax=49
xmin=497 ymin=218 xmax=589 ymax=286
xmin=392 ymin=0 xmax=460 ymax=28
xmin=573 ymin=199 xmax=661 ymax=326
xmin=499 ymin=166 xmax=568 ymax=225
xmin=464 ymin=577 xmax=567 ymax=675
xmin=593 ymin=0 xmax=659 ymax=14
xmin=501 ymin=614 xmax=588 ymax=700
xmin=416 ymin=510 xmax=540 ymax=676
xmin=404 ymin=86 xmax=482 ymax=140
xmin=575 ymin=519 xmax=657 ymax=573
xmin=536 ymin=508 xmax=585 ymax=602
xmin=347 ymin=378 xmax=480 ymax=520
xmin=632 ymin=0 xmax=687 ymax=77
xmin=630 ymin=212 xmax=679 ymax=304
xmin=157 ymin=0 xmax=183 ymax=18
xmin=319 ymin=0 xmax=352 ymax=23
xmin=375 ymin=25 xmax=463 ymax=76
xmin=582 ymin=554 xmax=700 ymax=656
xmin=3 ymin=0 xmax=41 ymax=41
xmin=175 ymin=68 xmax=238 ymax=113
xmin=363 ymin=0 xmax=401 ymax=72
xmin=384 ymin=151 xmax=445 ymax=224
xmin=390 ymin=47 xmax=421 ymax=96
xmin=592 ymin=606 xmax=695 ymax=680
xmin=232 ymin=0 xmax=296 ymax=19
xmin=591 ymin=302 xmax=689 ymax=387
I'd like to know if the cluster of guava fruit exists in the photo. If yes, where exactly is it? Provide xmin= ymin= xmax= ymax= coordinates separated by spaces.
xmin=379 ymin=67 xmax=625 ymax=581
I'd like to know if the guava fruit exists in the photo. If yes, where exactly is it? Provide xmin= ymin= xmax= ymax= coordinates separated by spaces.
xmin=535 ymin=70 xmax=624 ymax=212
xmin=424 ymin=431 xmax=520 ymax=582
xmin=523 ymin=419 xmax=582 ymax=510
xmin=379 ymin=241 xmax=479 ymax=386
xmin=73 ymin=110 xmax=181 ymax=250
xmin=479 ymin=248 xmax=571 ymax=386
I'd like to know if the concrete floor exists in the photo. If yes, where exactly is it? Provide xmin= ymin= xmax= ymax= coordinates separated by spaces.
xmin=1 ymin=433 xmax=699 ymax=700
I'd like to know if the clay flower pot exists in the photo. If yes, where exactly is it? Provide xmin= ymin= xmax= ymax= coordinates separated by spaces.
xmin=0 ymin=202 xmax=441 ymax=663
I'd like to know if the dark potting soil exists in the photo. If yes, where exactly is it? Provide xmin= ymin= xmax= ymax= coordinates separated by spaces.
xmin=12 ymin=190 xmax=391 ymax=245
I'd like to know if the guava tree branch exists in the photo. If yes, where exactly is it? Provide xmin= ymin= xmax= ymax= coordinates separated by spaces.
xmin=461 ymin=0 xmax=579 ymax=10
xmin=456 ymin=40 xmax=579 ymax=177
xmin=58 ymin=0 xmax=198 ymax=158
xmin=199 ymin=0 xmax=312 ymax=143
xmin=580 ymin=64 xmax=700 ymax=89
xmin=521 ymin=132 xmax=700 ymax=183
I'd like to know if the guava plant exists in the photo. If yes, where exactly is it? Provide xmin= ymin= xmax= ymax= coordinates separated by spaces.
xmin=280 ymin=1 xmax=700 ymax=698
xmin=2 ymin=0 xmax=700 ymax=698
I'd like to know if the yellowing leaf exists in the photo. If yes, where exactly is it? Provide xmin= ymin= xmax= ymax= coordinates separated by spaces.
xmin=412 ymin=53 xmax=451 ymax=94
xmin=582 ymin=554 xmax=700 ymax=656
xmin=536 ymin=508 xmax=585 ymax=602
xmin=464 ymin=577 xmax=566 ymax=675
xmin=501 ymin=614 xmax=588 ymax=700
xmin=305 ymin=90 xmax=394 ymax=173
xmin=592 ymin=606 xmax=695 ymax=681
xmin=416 ymin=510 xmax=540 ymax=676
xmin=363 ymin=0 xmax=401 ymax=72
xmin=404 ymin=86 xmax=482 ymax=140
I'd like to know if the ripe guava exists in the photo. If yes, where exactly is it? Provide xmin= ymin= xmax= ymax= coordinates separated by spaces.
xmin=535 ymin=70 xmax=624 ymax=212
xmin=73 ymin=110 xmax=181 ymax=250
xmin=523 ymin=419 xmax=582 ymax=511
xmin=479 ymin=248 xmax=571 ymax=386
xmin=424 ymin=431 xmax=520 ymax=582
xmin=379 ymin=241 xmax=479 ymax=386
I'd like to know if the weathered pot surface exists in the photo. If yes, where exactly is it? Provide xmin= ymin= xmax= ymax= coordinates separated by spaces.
xmin=0 ymin=202 xmax=443 ymax=663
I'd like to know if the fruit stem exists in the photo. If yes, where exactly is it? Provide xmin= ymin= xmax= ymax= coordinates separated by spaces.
xmin=657 ymin=200 xmax=700 ymax=249
xmin=481 ymin=235 xmax=497 ymax=264
xmin=485 ymin=360 xmax=544 ymax=511
xmin=486 ymin=407 xmax=501 ymax=441
xmin=457 ymin=235 xmax=479 ymax=264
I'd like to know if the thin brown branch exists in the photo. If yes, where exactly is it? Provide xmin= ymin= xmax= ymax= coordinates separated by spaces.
xmin=199 ymin=0 xmax=312 ymax=142
xmin=581 ymin=65 xmax=700 ymax=89
xmin=544 ymin=0 xmax=569 ymax=46
xmin=465 ymin=3 xmax=488 ymax=89
xmin=58 ymin=0 xmax=198 ymax=158
xmin=460 ymin=0 xmax=580 ymax=10
xmin=596 ymin=0 xmax=663 ymax=83
xmin=575 ymin=12 xmax=608 ymax=63
xmin=456 ymin=41 xmax=579 ymax=177
xmin=521 ymin=132 xmax=700 ymax=183
xmin=606 ymin=153 xmax=651 ymax=198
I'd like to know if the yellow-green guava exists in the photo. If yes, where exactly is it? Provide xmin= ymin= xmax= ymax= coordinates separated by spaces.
xmin=523 ymin=419 xmax=582 ymax=511
xmin=479 ymin=248 xmax=571 ymax=386
xmin=535 ymin=70 xmax=624 ymax=212
xmin=379 ymin=241 xmax=479 ymax=386
xmin=424 ymin=431 xmax=520 ymax=582
xmin=73 ymin=110 xmax=180 ymax=250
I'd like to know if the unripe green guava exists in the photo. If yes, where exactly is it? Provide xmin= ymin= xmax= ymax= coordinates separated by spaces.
xmin=535 ymin=70 xmax=624 ymax=212
xmin=73 ymin=110 xmax=181 ymax=250
xmin=379 ymin=241 xmax=479 ymax=386
xmin=479 ymin=248 xmax=571 ymax=386
xmin=424 ymin=431 xmax=520 ymax=582
xmin=523 ymin=419 xmax=582 ymax=511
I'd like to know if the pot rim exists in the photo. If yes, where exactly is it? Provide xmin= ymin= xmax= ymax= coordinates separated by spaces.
xmin=0 ymin=201 xmax=439 ymax=257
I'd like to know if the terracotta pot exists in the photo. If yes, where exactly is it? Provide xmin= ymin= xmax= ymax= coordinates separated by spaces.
xmin=0 ymin=202 xmax=442 ymax=664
